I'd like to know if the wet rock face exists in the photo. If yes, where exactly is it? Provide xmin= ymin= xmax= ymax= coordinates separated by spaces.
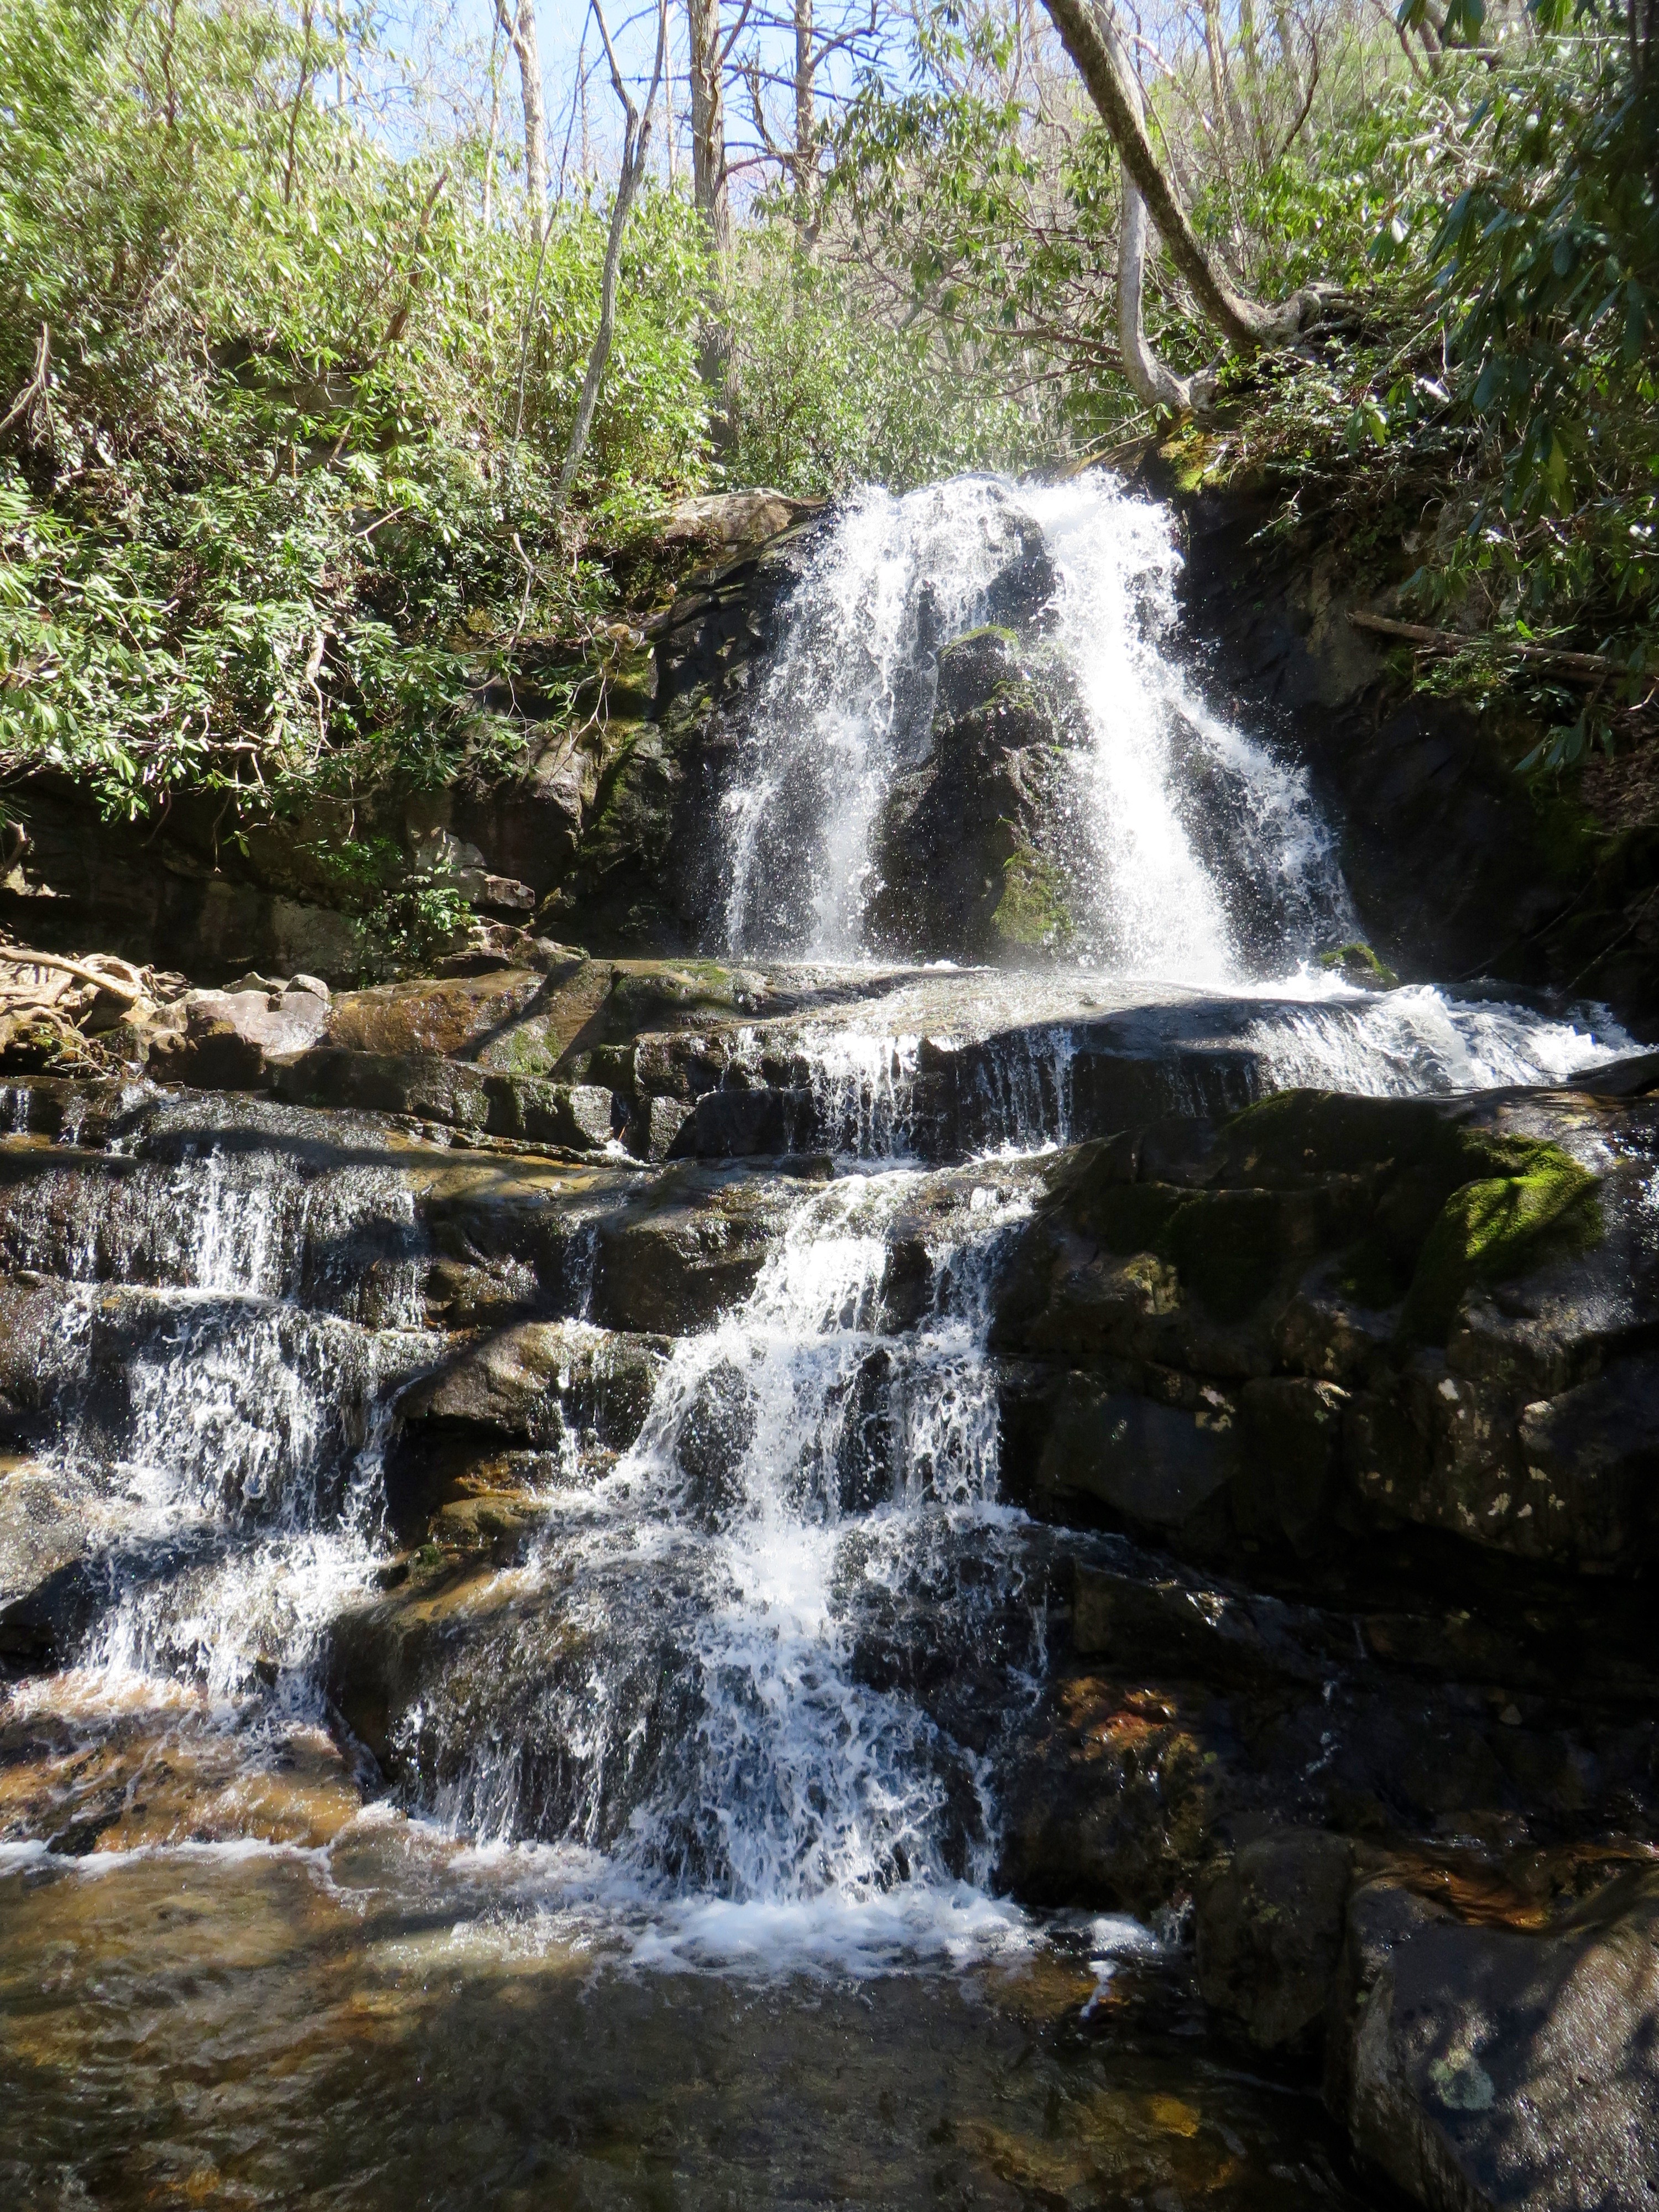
xmin=1197 ymin=1831 xmax=1358 ymax=2054
xmin=993 ymin=1084 xmax=1659 ymax=1577
xmin=1164 ymin=465 xmax=1659 ymax=1026
xmin=865 ymin=628 xmax=1084 ymax=961
xmin=1329 ymin=1870 xmax=1659 ymax=2212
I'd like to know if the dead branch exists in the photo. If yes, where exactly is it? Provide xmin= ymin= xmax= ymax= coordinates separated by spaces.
xmin=1347 ymin=609 xmax=1633 ymax=685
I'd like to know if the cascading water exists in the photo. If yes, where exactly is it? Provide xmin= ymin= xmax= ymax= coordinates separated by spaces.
xmin=705 ymin=473 xmax=1629 ymax=1162
xmin=0 ymin=473 xmax=1636 ymax=2020
xmin=718 ymin=472 xmax=1355 ymax=979
xmin=721 ymin=479 xmax=1056 ymax=956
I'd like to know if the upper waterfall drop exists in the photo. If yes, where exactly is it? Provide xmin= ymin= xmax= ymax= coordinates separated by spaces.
xmin=715 ymin=470 xmax=1355 ymax=979
xmin=719 ymin=477 xmax=1045 ymax=957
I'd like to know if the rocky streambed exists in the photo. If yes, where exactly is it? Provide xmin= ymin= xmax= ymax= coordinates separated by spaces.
xmin=0 ymin=945 xmax=1653 ymax=2210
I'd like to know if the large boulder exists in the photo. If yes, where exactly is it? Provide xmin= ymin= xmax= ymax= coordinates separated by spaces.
xmin=993 ymin=1081 xmax=1659 ymax=1574
xmin=864 ymin=627 xmax=1084 ymax=960
xmin=1328 ymin=1870 xmax=1659 ymax=2212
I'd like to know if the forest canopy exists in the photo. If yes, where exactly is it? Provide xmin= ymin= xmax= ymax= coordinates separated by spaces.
xmin=0 ymin=0 xmax=1652 ymax=833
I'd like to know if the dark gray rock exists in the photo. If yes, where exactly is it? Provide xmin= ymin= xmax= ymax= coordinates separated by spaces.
xmin=1328 ymin=1870 xmax=1659 ymax=2211
xmin=864 ymin=628 xmax=1081 ymax=961
xmin=626 ymin=1092 xmax=691 ymax=1161
xmin=482 ymin=1075 xmax=617 ymax=1150
xmin=1197 ymin=1829 xmax=1358 ymax=2053
xmin=1031 ymin=1374 xmax=1237 ymax=1540
xmin=275 ymin=1047 xmax=492 ymax=1133
xmin=667 ymin=1084 xmax=815 ymax=1159
xmin=398 ymin=1322 xmax=666 ymax=1448
xmin=993 ymin=1084 xmax=1659 ymax=1575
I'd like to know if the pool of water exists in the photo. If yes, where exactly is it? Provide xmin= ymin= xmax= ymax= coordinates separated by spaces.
xmin=0 ymin=1823 xmax=1379 ymax=2211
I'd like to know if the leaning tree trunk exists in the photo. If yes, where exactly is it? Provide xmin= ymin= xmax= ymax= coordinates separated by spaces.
xmin=1273 ymin=2 xmax=1313 ymax=137
xmin=1201 ymin=0 xmax=1249 ymax=168
xmin=1040 ymin=0 xmax=1319 ymax=349
xmin=1105 ymin=14 xmax=1217 ymax=414
xmin=1237 ymin=0 xmax=1272 ymax=164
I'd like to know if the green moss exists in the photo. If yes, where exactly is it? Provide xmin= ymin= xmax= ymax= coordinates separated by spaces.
xmin=1222 ymin=1089 xmax=1444 ymax=1182
xmin=1318 ymin=941 xmax=1400 ymax=988
xmin=980 ymin=678 xmax=1042 ymax=714
xmin=478 ymin=1020 xmax=562 ymax=1078
xmin=1402 ymin=1148 xmax=1601 ymax=1338
xmin=993 ymin=842 xmax=1074 ymax=950
xmin=1531 ymin=787 xmax=1603 ymax=879
xmin=1158 ymin=426 xmax=1221 ymax=493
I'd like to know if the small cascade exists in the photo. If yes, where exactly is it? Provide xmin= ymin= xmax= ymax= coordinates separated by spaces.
xmin=0 ymin=1087 xmax=425 ymax=1321
xmin=1018 ymin=478 xmax=1354 ymax=978
xmin=400 ymin=1167 xmax=1050 ymax=1922
xmin=0 ymin=1094 xmax=434 ymax=1819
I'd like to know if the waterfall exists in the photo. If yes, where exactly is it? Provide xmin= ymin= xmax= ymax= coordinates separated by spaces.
xmin=716 ymin=471 xmax=1354 ymax=978
xmin=0 ymin=473 xmax=1634 ymax=1990
xmin=721 ymin=478 xmax=1045 ymax=956
xmin=1019 ymin=477 xmax=1353 ymax=978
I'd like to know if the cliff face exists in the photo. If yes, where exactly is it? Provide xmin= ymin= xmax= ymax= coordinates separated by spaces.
xmin=1157 ymin=461 xmax=1659 ymax=1031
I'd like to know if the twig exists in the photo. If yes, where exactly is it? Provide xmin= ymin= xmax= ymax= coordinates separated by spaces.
xmin=0 ymin=325 xmax=51 ymax=440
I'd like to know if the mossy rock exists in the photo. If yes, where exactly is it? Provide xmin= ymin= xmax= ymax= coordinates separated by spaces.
xmin=1402 ymin=1148 xmax=1601 ymax=1338
xmin=1156 ymin=1189 xmax=1312 ymax=1323
xmin=1041 ymin=1091 xmax=1609 ymax=1340
xmin=993 ymin=841 xmax=1075 ymax=952
xmin=1317 ymin=941 xmax=1400 ymax=989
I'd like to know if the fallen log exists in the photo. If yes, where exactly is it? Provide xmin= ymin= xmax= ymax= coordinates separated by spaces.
xmin=0 ymin=949 xmax=148 ymax=1007
xmin=1347 ymin=609 xmax=1622 ymax=685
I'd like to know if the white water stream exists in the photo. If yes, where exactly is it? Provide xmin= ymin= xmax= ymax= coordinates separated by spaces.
xmin=0 ymin=472 xmax=1635 ymax=1978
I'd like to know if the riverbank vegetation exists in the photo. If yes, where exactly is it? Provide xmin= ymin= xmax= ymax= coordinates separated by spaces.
xmin=0 ymin=0 xmax=1652 ymax=844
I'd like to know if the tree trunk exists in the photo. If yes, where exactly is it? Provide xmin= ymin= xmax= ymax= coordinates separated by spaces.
xmin=556 ymin=0 xmax=668 ymax=508
xmin=1273 ymin=3 xmax=1311 ymax=134
xmin=1109 ymin=19 xmax=1215 ymax=414
xmin=1039 ymin=0 xmax=1314 ymax=348
xmin=686 ymin=0 xmax=733 ymax=435
xmin=497 ymin=0 xmax=548 ymax=239
xmin=794 ymin=0 xmax=815 ymax=211
xmin=1237 ymin=0 xmax=1271 ymax=164
xmin=687 ymin=0 xmax=731 ymax=259
xmin=1201 ymin=0 xmax=1248 ymax=164
xmin=663 ymin=36 xmax=677 ymax=186
xmin=482 ymin=12 xmax=502 ymax=232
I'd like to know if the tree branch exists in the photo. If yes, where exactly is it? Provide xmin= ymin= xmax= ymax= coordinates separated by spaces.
xmin=1347 ymin=610 xmax=1630 ymax=684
